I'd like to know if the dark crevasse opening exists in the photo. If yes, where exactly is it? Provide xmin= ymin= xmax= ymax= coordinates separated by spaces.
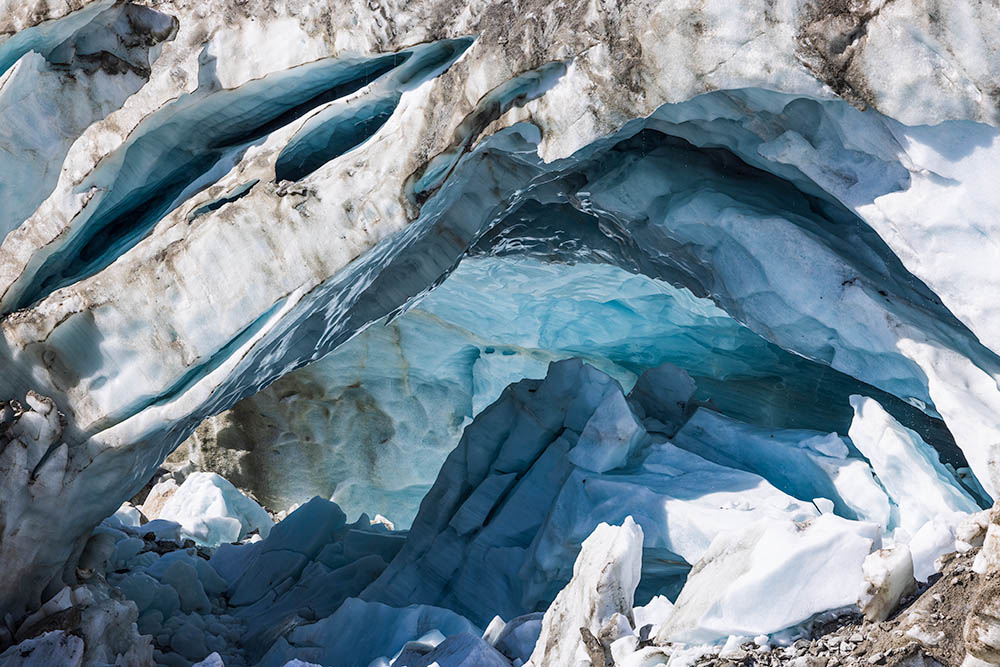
xmin=3 ymin=50 xmax=409 ymax=313
xmin=187 ymin=179 xmax=260 ymax=222
xmin=273 ymin=37 xmax=474 ymax=183
xmin=274 ymin=94 xmax=400 ymax=182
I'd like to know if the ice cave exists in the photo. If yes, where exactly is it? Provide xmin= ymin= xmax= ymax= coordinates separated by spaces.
xmin=1 ymin=0 xmax=1000 ymax=665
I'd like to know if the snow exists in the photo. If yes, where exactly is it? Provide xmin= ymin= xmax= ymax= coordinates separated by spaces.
xmin=634 ymin=597 xmax=673 ymax=635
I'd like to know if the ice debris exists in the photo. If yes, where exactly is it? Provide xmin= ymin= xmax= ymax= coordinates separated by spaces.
xmin=527 ymin=517 xmax=643 ymax=667
xmin=153 ymin=472 xmax=273 ymax=547
xmin=658 ymin=514 xmax=879 ymax=643
xmin=848 ymin=395 xmax=980 ymax=536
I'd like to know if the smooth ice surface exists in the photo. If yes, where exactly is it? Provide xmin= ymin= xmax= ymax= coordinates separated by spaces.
xmin=487 ymin=613 xmax=543 ymax=664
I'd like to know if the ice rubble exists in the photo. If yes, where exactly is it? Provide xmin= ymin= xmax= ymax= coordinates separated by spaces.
xmin=150 ymin=472 xmax=273 ymax=547
xmin=363 ymin=359 xmax=819 ymax=626
xmin=526 ymin=517 xmax=643 ymax=667
xmin=659 ymin=514 xmax=878 ymax=643
xmin=0 ymin=358 xmax=990 ymax=666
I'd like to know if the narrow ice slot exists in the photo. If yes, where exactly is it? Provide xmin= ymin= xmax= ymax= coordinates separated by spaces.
xmin=275 ymin=37 xmax=473 ymax=182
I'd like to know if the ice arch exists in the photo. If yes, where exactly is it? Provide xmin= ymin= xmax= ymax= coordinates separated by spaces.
xmin=2 ymin=83 xmax=1000 ymax=622
xmin=179 ymin=254 xmax=968 ymax=528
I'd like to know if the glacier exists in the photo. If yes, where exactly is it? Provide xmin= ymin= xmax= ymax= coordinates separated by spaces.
xmin=1 ymin=0 xmax=1000 ymax=665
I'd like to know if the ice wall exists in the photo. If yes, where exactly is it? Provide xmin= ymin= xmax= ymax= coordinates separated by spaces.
xmin=1 ymin=0 xmax=999 ymax=637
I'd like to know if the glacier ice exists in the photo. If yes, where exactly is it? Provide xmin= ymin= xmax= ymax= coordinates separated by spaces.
xmin=0 ymin=631 xmax=84 ymax=667
xmin=485 ymin=613 xmax=543 ymax=664
xmin=362 ymin=359 xmax=827 ymax=626
xmin=857 ymin=545 xmax=917 ymax=622
xmin=526 ymin=517 xmax=643 ymax=667
xmin=848 ymin=395 xmax=981 ymax=536
xmin=657 ymin=514 xmax=879 ymax=644
xmin=671 ymin=407 xmax=891 ymax=525
xmin=1 ymin=0 xmax=1000 ymax=663
xmin=257 ymin=598 xmax=479 ymax=667
xmin=391 ymin=633 xmax=510 ymax=667
xmin=179 ymin=256 xmax=957 ymax=528
xmin=153 ymin=472 xmax=273 ymax=547
xmin=5 ymin=80 xmax=998 ymax=625
xmin=0 ymin=2 xmax=177 ymax=237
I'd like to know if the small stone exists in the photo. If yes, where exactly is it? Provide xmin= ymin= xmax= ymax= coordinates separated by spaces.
xmin=866 ymin=652 xmax=885 ymax=664
xmin=849 ymin=632 xmax=864 ymax=643
xmin=839 ymin=642 xmax=855 ymax=653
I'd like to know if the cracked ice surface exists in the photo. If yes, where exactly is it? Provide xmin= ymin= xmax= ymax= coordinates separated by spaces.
xmin=1 ymin=0 xmax=1000 ymax=663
